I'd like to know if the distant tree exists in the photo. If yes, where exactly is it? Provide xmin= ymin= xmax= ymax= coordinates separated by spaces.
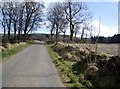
xmin=74 ymin=23 xmax=80 ymax=41
xmin=46 ymin=11 xmax=56 ymax=41
xmin=46 ymin=22 xmax=55 ymax=41
xmin=81 ymin=23 xmax=89 ymax=40
xmin=91 ymin=34 xmax=120 ymax=43
xmin=58 ymin=14 xmax=68 ymax=42
xmin=59 ymin=21 xmax=68 ymax=42
xmin=62 ymin=28 xmax=67 ymax=42
xmin=110 ymin=34 xmax=120 ymax=43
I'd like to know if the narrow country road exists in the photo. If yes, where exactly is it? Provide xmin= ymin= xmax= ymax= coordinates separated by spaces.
xmin=2 ymin=41 xmax=65 ymax=87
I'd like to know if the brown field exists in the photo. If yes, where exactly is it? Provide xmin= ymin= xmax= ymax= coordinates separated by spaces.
xmin=68 ymin=43 xmax=119 ymax=56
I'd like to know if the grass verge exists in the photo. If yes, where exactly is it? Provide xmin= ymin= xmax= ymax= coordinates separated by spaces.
xmin=46 ymin=44 xmax=92 ymax=89
xmin=0 ymin=42 xmax=31 ymax=61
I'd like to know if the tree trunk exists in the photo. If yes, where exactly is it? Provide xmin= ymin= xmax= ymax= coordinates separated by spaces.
xmin=17 ymin=7 xmax=24 ymax=41
xmin=63 ymin=32 xmax=65 ymax=42
xmin=8 ymin=30 xmax=10 ymax=40
xmin=24 ymin=14 xmax=32 ymax=40
xmin=3 ymin=26 xmax=6 ymax=39
xmin=70 ymin=29 xmax=74 ymax=41
xmin=24 ymin=19 xmax=29 ymax=40
xmin=7 ymin=18 xmax=11 ymax=41
xmin=74 ymin=31 xmax=77 ymax=41
xmin=50 ymin=29 xmax=53 ymax=41
xmin=17 ymin=26 xmax=21 ymax=41
xmin=24 ymin=30 xmax=27 ymax=40
xmin=81 ymin=28 xmax=85 ymax=40
xmin=69 ymin=2 xmax=73 ymax=41
xmin=8 ymin=24 xmax=11 ymax=41
xmin=55 ymin=25 xmax=59 ymax=42
xmin=14 ymin=22 xmax=17 ymax=42
xmin=17 ymin=21 xmax=22 ymax=41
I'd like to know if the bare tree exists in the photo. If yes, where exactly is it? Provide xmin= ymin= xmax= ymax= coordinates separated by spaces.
xmin=81 ymin=23 xmax=89 ymax=40
xmin=23 ymin=1 xmax=44 ymax=40
xmin=12 ymin=2 xmax=19 ymax=41
xmin=64 ymin=0 xmax=90 ymax=41
xmin=46 ymin=21 xmax=55 ymax=41
xmin=62 ymin=29 xmax=67 ymax=42
xmin=59 ymin=20 xmax=68 ymax=42
xmin=47 ymin=7 xmax=55 ymax=41
xmin=0 ymin=3 xmax=6 ymax=39
xmin=47 ymin=2 xmax=67 ymax=42
xmin=74 ymin=23 xmax=80 ymax=41
xmin=2 ymin=2 xmax=13 ymax=41
xmin=0 ymin=1 xmax=44 ymax=42
xmin=17 ymin=2 xmax=25 ymax=41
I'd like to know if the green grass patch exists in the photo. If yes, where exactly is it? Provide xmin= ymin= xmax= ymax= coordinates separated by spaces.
xmin=0 ymin=42 xmax=31 ymax=61
xmin=46 ymin=44 xmax=91 ymax=89
xmin=46 ymin=43 xmax=119 ymax=88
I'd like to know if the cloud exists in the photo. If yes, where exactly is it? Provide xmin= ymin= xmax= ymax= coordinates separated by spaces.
xmin=59 ymin=20 xmax=118 ymax=37
xmin=92 ymin=21 xmax=118 ymax=37
xmin=114 ymin=0 xmax=120 ymax=2
xmin=36 ymin=20 xmax=118 ymax=37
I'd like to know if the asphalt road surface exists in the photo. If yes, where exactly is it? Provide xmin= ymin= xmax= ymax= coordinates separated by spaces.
xmin=2 ymin=41 xmax=65 ymax=87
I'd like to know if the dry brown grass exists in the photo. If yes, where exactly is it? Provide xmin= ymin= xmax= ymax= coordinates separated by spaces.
xmin=0 ymin=46 xmax=6 ymax=52
xmin=68 ymin=43 xmax=119 ymax=56
xmin=3 ymin=43 xmax=13 ymax=49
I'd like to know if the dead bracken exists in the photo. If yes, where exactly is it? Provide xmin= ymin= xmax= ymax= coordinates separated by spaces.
xmin=51 ymin=42 xmax=120 ymax=87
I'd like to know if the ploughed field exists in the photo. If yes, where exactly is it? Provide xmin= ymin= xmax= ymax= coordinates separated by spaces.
xmin=68 ymin=43 xmax=119 ymax=56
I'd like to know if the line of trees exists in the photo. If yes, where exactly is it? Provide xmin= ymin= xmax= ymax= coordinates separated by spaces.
xmin=0 ymin=1 xmax=92 ymax=43
xmin=0 ymin=1 xmax=44 ymax=43
xmin=47 ymin=1 xmax=92 ymax=42
xmin=91 ymin=34 xmax=120 ymax=43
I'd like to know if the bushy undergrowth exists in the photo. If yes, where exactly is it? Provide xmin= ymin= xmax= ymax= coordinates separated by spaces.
xmin=47 ymin=42 xmax=120 ymax=88
xmin=1 ymin=42 xmax=30 ymax=60
xmin=46 ymin=44 xmax=93 ymax=89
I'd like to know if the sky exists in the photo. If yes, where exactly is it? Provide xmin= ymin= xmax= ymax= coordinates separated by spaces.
xmin=0 ymin=0 xmax=119 ymax=37
xmin=87 ymin=2 xmax=118 ymax=37
xmin=36 ymin=0 xmax=118 ymax=37
xmin=119 ymin=1 xmax=120 ymax=34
